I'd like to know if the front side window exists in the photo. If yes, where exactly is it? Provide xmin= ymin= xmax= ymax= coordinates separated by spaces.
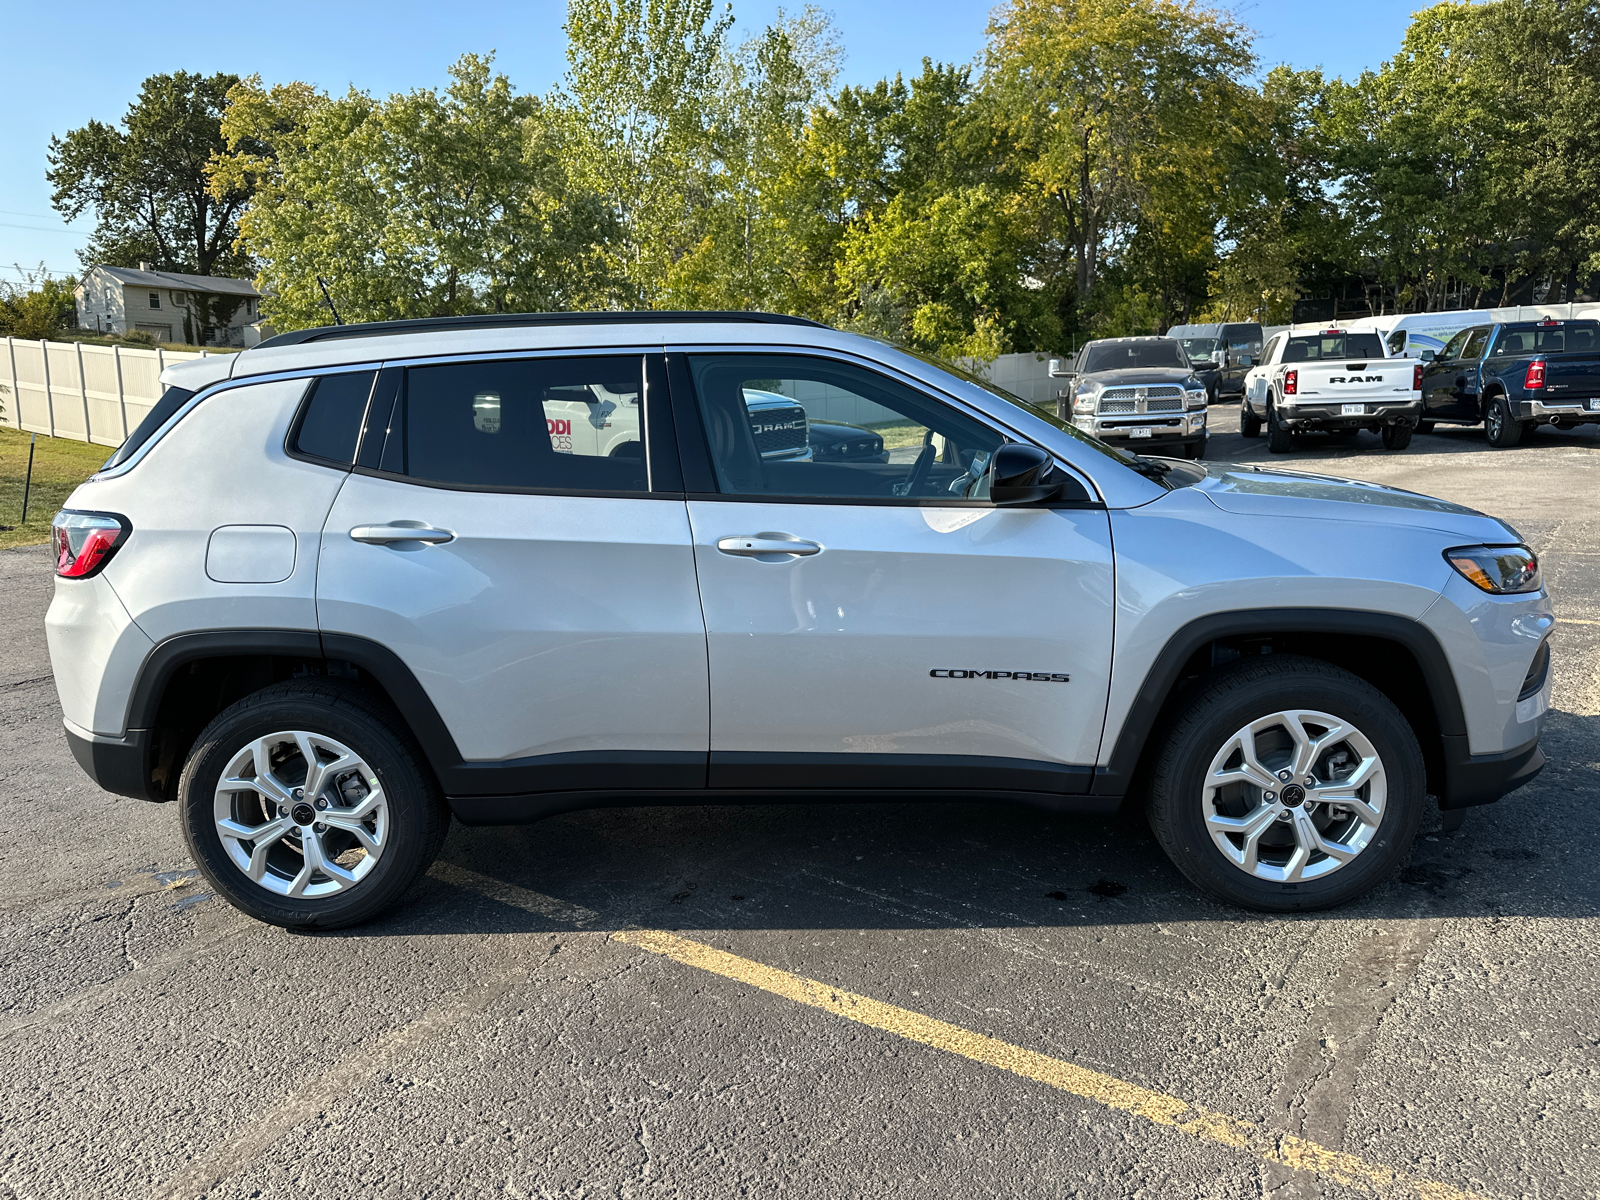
xmin=379 ymin=356 xmax=647 ymax=492
xmin=1262 ymin=335 xmax=1283 ymax=364
xmin=687 ymin=354 xmax=1012 ymax=502
xmin=1387 ymin=329 xmax=1406 ymax=355
xmin=1176 ymin=337 xmax=1219 ymax=362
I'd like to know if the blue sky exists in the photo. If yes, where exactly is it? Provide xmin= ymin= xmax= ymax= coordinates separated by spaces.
xmin=0 ymin=0 xmax=1418 ymax=283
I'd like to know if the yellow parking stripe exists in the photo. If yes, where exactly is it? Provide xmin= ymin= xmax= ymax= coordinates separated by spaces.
xmin=616 ymin=928 xmax=1486 ymax=1200
xmin=1556 ymin=616 xmax=1600 ymax=626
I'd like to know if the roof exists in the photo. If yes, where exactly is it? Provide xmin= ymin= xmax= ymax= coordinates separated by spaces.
xmin=86 ymin=265 xmax=261 ymax=298
xmin=254 ymin=310 xmax=823 ymax=349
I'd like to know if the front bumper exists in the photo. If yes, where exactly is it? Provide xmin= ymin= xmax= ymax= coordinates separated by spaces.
xmin=1073 ymin=410 xmax=1208 ymax=444
xmin=1517 ymin=398 xmax=1600 ymax=423
xmin=1439 ymin=734 xmax=1544 ymax=810
xmin=1278 ymin=398 xmax=1422 ymax=428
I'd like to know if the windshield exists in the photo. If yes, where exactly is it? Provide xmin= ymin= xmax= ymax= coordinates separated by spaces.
xmin=1282 ymin=333 xmax=1386 ymax=361
xmin=1177 ymin=338 xmax=1219 ymax=361
xmin=1082 ymin=341 xmax=1187 ymax=372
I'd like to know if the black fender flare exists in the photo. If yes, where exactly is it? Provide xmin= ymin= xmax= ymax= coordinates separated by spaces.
xmin=1089 ymin=608 xmax=1468 ymax=799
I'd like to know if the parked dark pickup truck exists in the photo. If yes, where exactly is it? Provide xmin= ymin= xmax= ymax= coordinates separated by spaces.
xmin=1419 ymin=318 xmax=1600 ymax=447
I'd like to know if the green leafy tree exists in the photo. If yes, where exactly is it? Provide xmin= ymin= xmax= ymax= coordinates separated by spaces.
xmin=48 ymin=72 xmax=257 ymax=281
xmin=218 ymin=56 xmax=619 ymax=329
xmin=0 ymin=265 xmax=77 ymax=340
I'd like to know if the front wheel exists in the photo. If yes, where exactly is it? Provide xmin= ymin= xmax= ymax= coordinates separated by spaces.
xmin=179 ymin=681 xmax=450 ymax=929
xmin=1381 ymin=423 xmax=1413 ymax=451
xmin=1416 ymin=420 xmax=1435 ymax=434
xmin=1146 ymin=656 xmax=1425 ymax=911
xmin=1181 ymin=438 xmax=1208 ymax=461
xmin=1266 ymin=398 xmax=1293 ymax=453
xmin=1485 ymin=394 xmax=1525 ymax=447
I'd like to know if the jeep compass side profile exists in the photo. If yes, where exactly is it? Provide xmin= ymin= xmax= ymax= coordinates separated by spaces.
xmin=47 ymin=312 xmax=1550 ymax=928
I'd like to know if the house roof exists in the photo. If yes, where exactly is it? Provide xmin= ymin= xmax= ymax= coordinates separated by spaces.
xmin=87 ymin=265 xmax=262 ymax=298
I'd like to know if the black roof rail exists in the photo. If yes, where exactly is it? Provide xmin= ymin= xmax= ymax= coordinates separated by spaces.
xmin=254 ymin=310 xmax=829 ymax=349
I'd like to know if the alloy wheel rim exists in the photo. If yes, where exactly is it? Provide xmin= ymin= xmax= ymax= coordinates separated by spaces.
xmin=1201 ymin=709 xmax=1385 ymax=883
xmin=213 ymin=731 xmax=389 ymax=898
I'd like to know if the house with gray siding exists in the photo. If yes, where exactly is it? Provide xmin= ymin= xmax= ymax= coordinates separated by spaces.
xmin=75 ymin=265 xmax=264 ymax=346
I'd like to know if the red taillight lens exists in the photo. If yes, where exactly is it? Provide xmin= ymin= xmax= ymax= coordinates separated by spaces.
xmin=51 ymin=511 xmax=129 ymax=579
xmin=1283 ymin=370 xmax=1298 ymax=396
xmin=1412 ymin=364 xmax=1423 ymax=390
xmin=1525 ymin=360 xmax=1546 ymax=389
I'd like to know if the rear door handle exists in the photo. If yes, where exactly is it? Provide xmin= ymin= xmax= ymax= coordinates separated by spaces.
xmin=716 ymin=535 xmax=822 ymax=557
xmin=350 ymin=522 xmax=455 ymax=545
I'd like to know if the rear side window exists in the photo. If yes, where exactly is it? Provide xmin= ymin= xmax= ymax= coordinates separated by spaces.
xmin=291 ymin=372 xmax=376 ymax=465
xmin=102 ymin=385 xmax=195 ymax=470
xmin=378 ymin=357 xmax=647 ymax=493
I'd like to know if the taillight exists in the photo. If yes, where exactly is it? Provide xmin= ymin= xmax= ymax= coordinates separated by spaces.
xmin=1525 ymin=360 xmax=1546 ymax=389
xmin=51 ymin=511 xmax=130 ymax=579
xmin=1283 ymin=370 xmax=1298 ymax=396
xmin=1412 ymin=364 xmax=1423 ymax=391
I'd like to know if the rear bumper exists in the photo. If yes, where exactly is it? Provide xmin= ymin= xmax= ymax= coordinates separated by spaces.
xmin=1517 ymin=398 xmax=1600 ymax=423
xmin=1438 ymin=733 xmax=1544 ymax=810
xmin=1278 ymin=398 xmax=1422 ymax=428
xmin=63 ymin=721 xmax=160 ymax=802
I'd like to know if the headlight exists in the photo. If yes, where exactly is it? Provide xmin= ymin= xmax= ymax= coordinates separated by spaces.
xmin=1444 ymin=545 xmax=1542 ymax=594
xmin=1073 ymin=382 xmax=1101 ymax=415
xmin=1184 ymin=381 xmax=1207 ymax=410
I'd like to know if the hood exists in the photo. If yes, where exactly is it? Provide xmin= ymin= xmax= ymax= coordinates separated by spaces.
xmin=1193 ymin=463 xmax=1520 ymax=541
xmin=1083 ymin=367 xmax=1194 ymax=386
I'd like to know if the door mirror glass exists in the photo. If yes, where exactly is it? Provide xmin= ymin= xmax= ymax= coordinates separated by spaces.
xmin=989 ymin=443 xmax=1064 ymax=506
xmin=1419 ymin=349 xmax=1435 ymax=362
xmin=1237 ymin=355 xmax=1253 ymax=368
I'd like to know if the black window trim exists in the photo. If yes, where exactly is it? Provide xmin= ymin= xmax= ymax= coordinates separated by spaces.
xmin=345 ymin=349 xmax=680 ymax=499
xmin=663 ymin=344 xmax=1105 ymax=509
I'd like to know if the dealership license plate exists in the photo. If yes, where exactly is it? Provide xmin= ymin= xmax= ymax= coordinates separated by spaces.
xmin=1341 ymin=403 xmax=1366 ymax=415
xmin=1128 ymin=427 xmax=1153 ymax=438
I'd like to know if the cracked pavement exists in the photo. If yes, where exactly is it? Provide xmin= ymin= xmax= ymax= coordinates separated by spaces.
xmin=0 ymin=413 xmax=1597 ymax=1199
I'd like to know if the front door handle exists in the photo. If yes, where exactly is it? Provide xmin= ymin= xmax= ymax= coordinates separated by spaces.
xmin=716 ymin=535 xmax=822 ymax=557
xmin=350 ymin=522 xmax=455 ymax=545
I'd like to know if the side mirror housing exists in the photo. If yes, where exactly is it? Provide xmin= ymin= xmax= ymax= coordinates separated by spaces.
xmin=1419 ymin=349 xmax=1435 ymax=362
xmin=1237 ymin=355 xmax=1253 ymax=368
xmin=990 ymin=443 xmax=1065 ymax=505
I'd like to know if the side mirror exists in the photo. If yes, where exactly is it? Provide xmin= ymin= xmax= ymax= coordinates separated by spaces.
xmin=1238 ymin=355 xmax=1253 ymax=368
xmin=1419 ymin=350 xmax=1435 ymax=362
xmin=990 ymin=443 xmax=1064 ymax=506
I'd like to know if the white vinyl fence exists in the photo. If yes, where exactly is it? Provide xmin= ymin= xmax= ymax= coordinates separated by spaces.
xmin=0 ymin=337 xmax=214 ymax=448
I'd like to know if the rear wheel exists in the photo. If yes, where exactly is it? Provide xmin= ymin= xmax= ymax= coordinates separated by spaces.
xmin=1266 ymin=397 xmax=1293 ymax=453
xmin=179 ymin=681 xmax=449 ymax=929
xmin=1381 ymin=423 xmax=1413 ymax=451
xmin=1240 ymin=405 xmax=1262 ymax=438
xmin=1146 ymin=656 xmax=1424 ymax=911
xmin=1485 ymin=393 xmax=1525 ymax=447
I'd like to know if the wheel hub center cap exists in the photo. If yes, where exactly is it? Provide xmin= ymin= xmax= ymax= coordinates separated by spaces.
xmin=290 ymin=801 xmax=317 ymax=826
xmin=1280 ymin=783 xmax=1307 ymax=808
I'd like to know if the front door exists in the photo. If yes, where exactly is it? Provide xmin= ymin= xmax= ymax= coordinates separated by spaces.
xmin=316 ymin=353 xmax=709 ymax=798
xmin=1422 ymin=328 xmax=1480 ymax=421
xmin=675 ymin=351 xmax=1115 ymax=796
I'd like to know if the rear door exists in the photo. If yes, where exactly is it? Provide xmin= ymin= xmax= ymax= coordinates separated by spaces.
xmin=316 ymin=352 xmax=709 ymax=797
xmin=673 ymin=350 xmax=1115 ymax=797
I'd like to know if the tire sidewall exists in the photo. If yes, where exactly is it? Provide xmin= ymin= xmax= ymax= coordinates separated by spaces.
xmin=180 ymin=693 xmax=439 ymax=929
xmin=1154 ymin=669 xmax=1424 ymax=911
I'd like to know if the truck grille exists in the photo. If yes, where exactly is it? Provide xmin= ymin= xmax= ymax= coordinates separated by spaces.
xmin=749 ymin=405 xmax=809 ymax=456
xmin=1098 ymin=385 xmax=1184 ymax=415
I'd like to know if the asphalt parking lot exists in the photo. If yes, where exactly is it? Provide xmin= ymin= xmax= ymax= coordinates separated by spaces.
xmin=2 ymin=406 xmax=1597 ymax=1200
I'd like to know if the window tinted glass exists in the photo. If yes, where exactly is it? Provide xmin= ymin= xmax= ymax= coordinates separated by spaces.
xmin=1176 ymin=337 xmax=1219 ymax=361
xmin=1262 ymin=335 xmax=1283 ymax=363
xmin=1387 ymin=329 xmax=1406 ymax=355
xmin=293 ymin=372 xmax=375 ymax=465
xmin=1495 ymin=322 xmax=1600 ymax=355
xmin=1281 ymin=333 xmax=1385 ymax=361
xmin=1462 ymin=328 xmax=1491 ymax=360
xmin=1082 ymin=341 xmax=1186 ymax=371
xmin=381 ymin=357 xmax=647 ymax=492
xmin=1440 ymin=330 xmax=1471 ymax=360
xmin=102 ymin=384 xmax=194 ymax=470
xmin=688 ymin=354 xmax=1019 ymax=501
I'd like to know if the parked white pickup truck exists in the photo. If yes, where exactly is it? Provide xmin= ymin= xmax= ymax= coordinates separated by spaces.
xmin=1240 ymin=326 xmax=1424 ymax=453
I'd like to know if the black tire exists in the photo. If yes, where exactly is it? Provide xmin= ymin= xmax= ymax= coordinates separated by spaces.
xmin=1484 ymin=393 xmax=1525 ymax=447
xmin=1266 ymin=397 xmax=1293 ymax=453
xmin=179 ymin=681 xmax=450 ymax=930
xmin=1416 ymin=420 xmax=1434 ymax=434
xmin=1182 ymin=438 xmax=1208 ymax=461
xmin=1381 ymin=423 xmax=1413 ymax=451
xmin=1146 ymin=655 xmax=1425 ymax=912
xmin=1239 ymin=405 xmax=1262 ymax=438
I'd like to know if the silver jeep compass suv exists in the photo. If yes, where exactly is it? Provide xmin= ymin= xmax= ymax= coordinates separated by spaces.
xmin=47 ymin=312 xmax=1552 ymax=928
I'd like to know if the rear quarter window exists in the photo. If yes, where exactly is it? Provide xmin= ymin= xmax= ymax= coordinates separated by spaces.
xmin=290 ymin=372 xmax=377 ymax=466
